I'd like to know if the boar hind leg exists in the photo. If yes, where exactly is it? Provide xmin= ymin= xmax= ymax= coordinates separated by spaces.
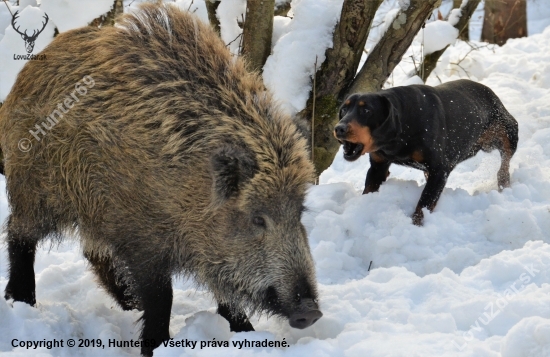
xmin=85 ymin=252 xmax=139 ymax=311
xmin=217 ymin=303 xmax=254 ymax=332
xmin=4 ymin=215 xmax=46 ymax=306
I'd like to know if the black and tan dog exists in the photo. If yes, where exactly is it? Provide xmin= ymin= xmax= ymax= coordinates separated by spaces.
xmin=334 ymin=79 xmax=518 ymax=225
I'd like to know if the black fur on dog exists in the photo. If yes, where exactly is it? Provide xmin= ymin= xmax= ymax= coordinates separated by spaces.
xmin=334 ymin=79 xmax=518 ymax=225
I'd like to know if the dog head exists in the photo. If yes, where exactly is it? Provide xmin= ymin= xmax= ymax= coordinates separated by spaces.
xmin=334 ymin=93 xmax=401 ymax=161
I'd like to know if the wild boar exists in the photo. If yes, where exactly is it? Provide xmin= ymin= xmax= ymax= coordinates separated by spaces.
xmin=0 ymin=3 xmax=321 ymax=355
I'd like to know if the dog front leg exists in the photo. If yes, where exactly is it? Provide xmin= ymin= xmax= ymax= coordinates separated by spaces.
xmin=363 ymin=156 xmax=391 ymax=194
xmin=412 ymin=169 xmax=449 ymax=226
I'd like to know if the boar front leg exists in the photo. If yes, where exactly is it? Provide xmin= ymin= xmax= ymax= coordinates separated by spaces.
xmin=217 ymin=303 xmax=254 ymax=332
xmin=120 ymin=263 xmax=172 ymax=357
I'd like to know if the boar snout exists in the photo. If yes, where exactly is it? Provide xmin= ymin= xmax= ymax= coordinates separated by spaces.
xmin=289 ymin=298 xmax=322 ymax=329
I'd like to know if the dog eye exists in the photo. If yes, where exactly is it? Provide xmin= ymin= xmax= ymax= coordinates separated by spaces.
xmin=340 ymin=107 xmax=348 ymax=117
xmin=253 ymin=216 xmax=266 ymax=227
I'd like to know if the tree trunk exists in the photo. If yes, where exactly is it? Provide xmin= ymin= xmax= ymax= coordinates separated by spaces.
xmin=241 ymin=0 xmax=275 ymax=73
xmin=453 ymin=0 xmax=470 ymax=40
xmin=420 ymin=0 xmax=481 ymax=82
xmin=481 ymin=0 xmax=527 ymax=45
xmin=205 ymin=0 xmax=221 ymax=36
xmin=300 ymin=0 xmax=383 ymax=174
xmin=349 ymin=0 xmax=441 ymax=94
xmin=89 ymin=0 xmax=123 ymax=27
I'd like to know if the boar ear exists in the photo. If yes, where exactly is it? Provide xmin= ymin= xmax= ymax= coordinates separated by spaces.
xmin=211 ymin=145 xmax=257 ymax=203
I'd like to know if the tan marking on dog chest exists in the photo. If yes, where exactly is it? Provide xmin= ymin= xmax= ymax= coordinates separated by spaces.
xmin=370 ymin=152 xmax=386 ymax=163
xmin=412 ymin=150 xmax=424 ymax=162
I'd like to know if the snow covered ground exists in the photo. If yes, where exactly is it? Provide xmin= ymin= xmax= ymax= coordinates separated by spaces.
xmin=2 ymin=0 xmax=550 ymax=356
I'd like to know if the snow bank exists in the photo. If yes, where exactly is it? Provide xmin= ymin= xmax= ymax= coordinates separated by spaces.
xmin=501 ymin=316 xmax=550 ymax=357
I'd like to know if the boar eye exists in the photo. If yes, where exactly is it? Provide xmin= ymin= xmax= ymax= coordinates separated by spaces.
xmin=253 ymin=216 xmax=266 ymax=227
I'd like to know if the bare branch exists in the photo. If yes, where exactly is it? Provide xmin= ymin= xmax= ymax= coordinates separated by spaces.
xmin=420 ymin=0 xmax=481 ymax=82
xmin=349 ymin=0 xmax=442 ymax=94
xmin=226 ymin=33 xmax=242 ymax=48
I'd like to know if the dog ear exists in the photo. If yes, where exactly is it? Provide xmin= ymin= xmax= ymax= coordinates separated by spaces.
xmin=379 ymin=94 xmax=402 ymax=136
xmin=211 ymin=145 xmax=257 ymax=205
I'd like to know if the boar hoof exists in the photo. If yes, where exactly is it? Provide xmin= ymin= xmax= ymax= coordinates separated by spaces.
xmin=217 ymin=303 xmax=254 ymax=332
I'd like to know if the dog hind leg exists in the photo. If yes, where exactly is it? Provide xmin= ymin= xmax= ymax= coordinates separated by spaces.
xmin=494 ymin=116 xmax=518 ymax=191
xmin=477 ymin=112 xmax=518 ymax=191
xmin=498 ymin=115 xmax=519 ymax=190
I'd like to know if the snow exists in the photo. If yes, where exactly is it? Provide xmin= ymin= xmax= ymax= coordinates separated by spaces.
xmin=501 ymin=317 xmax=550 ymax=357
xmin=271 ymin=15 xmax=292 ymax=48
xmin=401 ymin=74 xmax=424 ymax=86
xmin=40 ymin=0 xmax=114 ymax=33
xmin=2 ymin=0 xmax=550 ymax=356
xmin=215 ymin=0 xmax=246 ymax=55
xmin=172 ymin=0 xmax=208 ymax=24
xmin=418 ymin=20 xmax=459 ymax=55
xmin=379 ymin=8 xmax=400 ymax=38
xmin=447 ymin=3 xmax=465 ymax=27
xmin=527 ymin=0 xmax=550 ymax=36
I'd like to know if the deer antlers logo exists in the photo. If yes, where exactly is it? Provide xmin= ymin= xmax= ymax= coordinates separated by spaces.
xmin=11 ymin=10 xmax=49 ymax=54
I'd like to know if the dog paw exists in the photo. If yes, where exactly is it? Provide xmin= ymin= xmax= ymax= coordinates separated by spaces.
xmin=411 ymin=211 xmax=424 ymax=226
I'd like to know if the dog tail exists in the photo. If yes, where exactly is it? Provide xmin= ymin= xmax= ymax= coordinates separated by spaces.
xmin=505 ymin=118 xmax=519 ymax=155
xmin=496 ymin=103 xmax=519 ymax=155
